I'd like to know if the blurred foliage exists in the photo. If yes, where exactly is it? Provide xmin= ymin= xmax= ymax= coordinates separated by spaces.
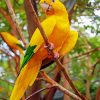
xmin=0 ymin=0 xmax=100 ymax=99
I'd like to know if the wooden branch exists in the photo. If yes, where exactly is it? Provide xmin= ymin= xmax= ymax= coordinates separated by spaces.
xmin=0 ymin=36 xmax=20 ymax=74
xmin=72 ymin=47 xmax=100 ymax=59
xmin=0 ymin=78 xmax=14 ymax=86
xmin=0 ymin=48 xmax=13 ymax=58
xmin=41 ymin=71 xmax=81 ymax=100
xmin=31 ymin=0 xmax=38 ymax=14
xmin=8 ymin=58 xmax=17 ymax=77
xmin=5 ymin=0 xmax=26 ymax=46
xmin=56 ymin=60 xmax=86 ymax=99
xmin=25 ymin=86 xmax=55 ymax=100
xmin=14 ymin=55 xmax=20 ymax=75
xmin=27 ymin=0 xmax=86 ymax=99
xmin=68 ymin=1 xmax=76 ymax=22
xmin=0 ymin=47 xmax=20 ymax=76
xmin=24 ymin=0 xmax=38 ymax=39
xmin=0 ymin=48 xmax=17 ymax=76
xmin=0 ymin=8 xmax=17 ymax=36
xmin=43 ymin=64 xmax=61 ymax=100
xmin=91 ymin=59 xmax=100 ymax=75
xmin=1 ymin=34 xmax=21 ymax=75
xmin=28 ymin=71 xmax=81 ymax=100
xmin=62 ymin=47 xmax=100 ymax=64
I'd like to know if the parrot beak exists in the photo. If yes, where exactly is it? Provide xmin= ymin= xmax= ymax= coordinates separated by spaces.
xmin=40 ymin=2 xmax=54 ymax=15
xmin=40 ymin=3 xmax=50 ymax=12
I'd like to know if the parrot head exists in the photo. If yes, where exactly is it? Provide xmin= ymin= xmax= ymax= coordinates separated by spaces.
xmin=40 ymin=0 xmax=68 ymax=16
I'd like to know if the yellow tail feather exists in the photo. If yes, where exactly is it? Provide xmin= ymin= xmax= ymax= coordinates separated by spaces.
xmin=10 ymin=55 xmax=42 ymax=100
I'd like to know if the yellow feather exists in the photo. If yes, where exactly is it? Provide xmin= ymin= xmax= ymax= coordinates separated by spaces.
xmin=0 ymin=32 xmax=19 ymax=44
xmin=0 ymin=32 xmax=24 ymax=55
xmin=10 ymin=53 xmax=42 ymax=100
xmin=60 ymin=30 xmax=78 ymax=56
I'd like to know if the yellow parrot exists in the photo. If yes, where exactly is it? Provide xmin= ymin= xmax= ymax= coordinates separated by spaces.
xmin=10 ymin=0 xmax=78 ymax=100
xmin=0 ymin=32 xmax=24 ymax=55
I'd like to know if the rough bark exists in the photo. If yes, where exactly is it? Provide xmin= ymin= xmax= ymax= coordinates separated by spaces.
xmin=24 ymin=0 xmax=37 ymax=40
xmin=43 ymin=66 xmax=61 ymax=100
xmin=62 ymin=56 xmax=71 ymax=100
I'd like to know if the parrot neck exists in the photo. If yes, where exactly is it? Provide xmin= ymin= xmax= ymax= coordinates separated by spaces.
xmin=55 ymin=10 xmax=68 ymax=18
xmin=46 ymin=11 xmax=68 ymax=19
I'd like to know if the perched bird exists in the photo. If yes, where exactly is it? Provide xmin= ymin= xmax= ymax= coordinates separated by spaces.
xmin=0 ymin=32 xmax=24 ymax=55
xmin=10 ymin=0 xmax=78 ymax=100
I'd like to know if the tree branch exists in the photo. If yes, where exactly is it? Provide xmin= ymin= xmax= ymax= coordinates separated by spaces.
xmin=26 ymin=71 xmax=82 ymax=100
xmin=5 ymin=0 xmax=26 ymax=46
xmin=0 ymin=8 xmax=17 ymax=36
xmin=41 ymin=71 xmax=81 ymax=100
xmin=0 ymin=47 xmax=19 ymax=76
xmin=43 ymin=64 xmax=61 ymax=100
xmin=72 ymin=47 xmax=100 ymax=59
xmin=91 ymin=59 xmax=100 ymax=76
xmin=0 ymin=48 xmax=14 ymax=58
xmin=25 ymin=86 xmax=55 ymax=100
xmin=24 ymin=0 xmax=38 ymax=39
xmin=0 ymin=78 xmax=14 ymax=86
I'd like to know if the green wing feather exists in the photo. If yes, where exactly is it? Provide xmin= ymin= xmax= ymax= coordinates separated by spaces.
xmin=16 ymin=44 xmax=26 ymax=50
xmin=20 ymin=45 xmax=37 ymax=70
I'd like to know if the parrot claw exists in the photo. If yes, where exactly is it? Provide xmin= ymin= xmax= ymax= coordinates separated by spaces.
xmin=54 ymin=52 xmax=59 ymax=59
xmin=44 ymin=42 xmax=54 ymax=50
